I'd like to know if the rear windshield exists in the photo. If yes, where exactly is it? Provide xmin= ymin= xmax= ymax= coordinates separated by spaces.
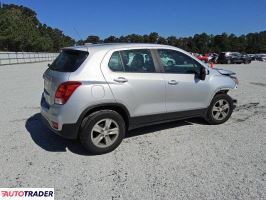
xmin=49 ymin=50 xmax=89 ymax=72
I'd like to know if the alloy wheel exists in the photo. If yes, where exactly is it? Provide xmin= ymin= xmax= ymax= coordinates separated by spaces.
xmin=90 ymin=118 xmax=119 ymax=148
xmin=212 ymin=99 xmax=230 ymax=121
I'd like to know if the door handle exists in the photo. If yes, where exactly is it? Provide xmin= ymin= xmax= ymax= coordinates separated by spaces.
xmin=168 ymin=80 xmax=178 ymax=85
xmin=114 ymin=77 xmax=128 ymax=83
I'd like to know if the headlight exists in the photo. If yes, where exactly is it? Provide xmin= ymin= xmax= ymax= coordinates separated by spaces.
xmin=230 ymin=76 xmax=239 ymax=85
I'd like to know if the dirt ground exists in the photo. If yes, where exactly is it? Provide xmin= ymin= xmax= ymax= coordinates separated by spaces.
xmin=0 ymin=61 xmax=265 ymax=199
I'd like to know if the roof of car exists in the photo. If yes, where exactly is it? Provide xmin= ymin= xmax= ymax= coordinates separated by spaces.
xmin=64 ymin=43 xmax=178 ymax=52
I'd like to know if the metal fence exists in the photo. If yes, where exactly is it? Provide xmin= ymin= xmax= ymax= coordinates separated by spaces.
xmin=0 ymin=52 xmax=59 ymax=66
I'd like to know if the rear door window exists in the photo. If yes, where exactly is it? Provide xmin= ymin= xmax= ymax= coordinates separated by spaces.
xmin=120 ymin=49 xmax=155 ymax=73
xmin=108 ymin=49 xmax=156 ymax=73
xmin=49 ymin=50 xmax=89 ymax=72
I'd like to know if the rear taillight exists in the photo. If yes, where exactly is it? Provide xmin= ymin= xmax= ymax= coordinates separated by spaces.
xmin=54 ymin=81 xmax=81 ymax=105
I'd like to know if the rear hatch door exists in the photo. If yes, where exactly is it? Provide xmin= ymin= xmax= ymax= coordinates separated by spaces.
xmin=43 ymin=49 xmax=89 ymax=106
xmin=43 ymin=69 xmax=70 ymax=105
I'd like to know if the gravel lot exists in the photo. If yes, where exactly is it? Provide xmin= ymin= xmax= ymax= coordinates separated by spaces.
xmin=0 ymin=61 xmax=266 ymax=200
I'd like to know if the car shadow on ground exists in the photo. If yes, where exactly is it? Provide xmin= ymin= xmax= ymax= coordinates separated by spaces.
xmin=25 ymin=113 xmax=89 ymax=155
xmin=126 ymin=117 xmax=207 ymax=138
xmin=25 ymin=113 xmax=208 ymax=155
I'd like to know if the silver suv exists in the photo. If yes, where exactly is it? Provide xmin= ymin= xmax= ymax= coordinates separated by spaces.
xmin=41 ymin=43 xmax=238 ymax=154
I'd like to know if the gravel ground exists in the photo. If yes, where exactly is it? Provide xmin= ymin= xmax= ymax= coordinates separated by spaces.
xmin=0 ymin=61 xmax=266 ymax=200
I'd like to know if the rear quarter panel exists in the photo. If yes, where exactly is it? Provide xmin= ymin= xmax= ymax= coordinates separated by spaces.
xmin=63 ymin=49 xmax=116 ymax=123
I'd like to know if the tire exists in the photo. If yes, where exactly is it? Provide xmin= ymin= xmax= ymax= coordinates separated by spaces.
xmin=79 ymin=110 xmax=126 ymax=154
xmin=227 ymin=59 xmax=231 ymax=64
xmin=205 ymin=94 xmax=234 ymax=125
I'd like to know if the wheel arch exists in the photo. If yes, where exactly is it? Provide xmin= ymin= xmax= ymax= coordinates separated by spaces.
xmin=77 ymin=103 xmax=130 ymax=135
xmin=208 ymin=88 xmax=230 ymax=106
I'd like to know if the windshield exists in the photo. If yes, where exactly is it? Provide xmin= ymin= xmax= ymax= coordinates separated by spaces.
xmin=49 ymin=49 xmax=89 ymax=72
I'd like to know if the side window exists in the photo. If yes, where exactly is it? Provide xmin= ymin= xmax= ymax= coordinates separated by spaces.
xmin=120 ymin=49 xmax=155 ymax=73
xmin=158 ymin=49 xmax=201 ymax=74
xmin=108 ymin=51 xmax=124 ymax=72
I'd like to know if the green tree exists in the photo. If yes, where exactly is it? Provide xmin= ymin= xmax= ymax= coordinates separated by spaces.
xmin=149 ymin=32 xmax=159 ymax=43
xmin=157 ymin=36 xmax=167 ymax=44
xmin=167 ymin=36 xmax=177 ymax=46
xmin=104 ymin=36 xmax=118 ymax=43
xmin=85 ymin=35 xmax=100 ymax=44
xmin=143 ymin=34 xmax=150 ymax=43
xmin=0 ymin=4 xmax=74 ymax=52
xmin=193 ymin=33 xmax=210 ymax=53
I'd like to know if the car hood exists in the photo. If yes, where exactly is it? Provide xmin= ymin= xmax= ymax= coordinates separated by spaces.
xmin=214 ymin=68 xmax=236 ymax=76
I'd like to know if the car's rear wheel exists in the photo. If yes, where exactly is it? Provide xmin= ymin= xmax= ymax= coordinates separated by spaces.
xmin=205 ymin=94 xmax=234 ymax=125
xmin=79 ymin=110 xmax=126 ymax=154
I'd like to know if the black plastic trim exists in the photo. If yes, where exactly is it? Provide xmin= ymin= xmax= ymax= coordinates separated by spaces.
xmin=41 ymin=115 xmax=78 ymax=139
xmin=128 ymin=108 xmax=207 ymax=130
xmin=42 ymin=102 xmax=208 ymax=139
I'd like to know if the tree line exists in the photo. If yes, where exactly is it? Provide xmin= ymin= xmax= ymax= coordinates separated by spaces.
xmin=80 ymin=31 xmax=266 ymax=54
xmin=1 ymin=4 xmax=266 ymax=53
xmin=0 ymin=4 xmax=75 ymax=52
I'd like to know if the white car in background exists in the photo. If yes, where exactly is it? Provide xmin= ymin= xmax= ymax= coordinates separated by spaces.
xmin=257 ymin=54 xmax=266 ymax=61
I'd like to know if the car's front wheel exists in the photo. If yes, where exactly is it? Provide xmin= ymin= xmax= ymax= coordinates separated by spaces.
xmin=79 ymin=110 xmax=126 ymax=154
xmin=205 ymin=94 xmax=234 ymax=125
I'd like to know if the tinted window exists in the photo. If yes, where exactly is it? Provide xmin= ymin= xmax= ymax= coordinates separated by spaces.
xmin=108 ymin=51 xmax=124 ymax=71
xmin=220 ymin=53 xmax=226 ymax=57
xmin=158 ymin=49 xmax=201 ymax=74
xmin=49 ymin=50 xmax=88 ymax=72
xmin=120 ymin=49 xmax=155 ymax=73
xmin=233 ymin=53 xmax=241 ymax=57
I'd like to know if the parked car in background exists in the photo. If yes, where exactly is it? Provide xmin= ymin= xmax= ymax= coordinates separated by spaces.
xmin=191 ymin=53 xmax=209 ymax=63
xmin=217 ymin=52 xmax=251 ymax=64
xmin=257 ymin=54 xmax=266 ymax=61
xmin=196 ymin=54 xmax=209 ymax=63
xmin=208 ymin=53 xmax=219 ymax=63
xmin=248 ymin=54 xmax=257 ymax=61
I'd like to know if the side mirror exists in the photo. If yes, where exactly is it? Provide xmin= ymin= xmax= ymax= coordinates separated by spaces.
xmin=47 ymin=63 xmax=51 ymax=67
xmin=199 ymin=66 xmax=206 ymax=80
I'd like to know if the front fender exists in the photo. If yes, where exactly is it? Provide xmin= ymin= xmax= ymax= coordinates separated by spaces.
xmin=208 ymin=74 xmax=237 ymax=105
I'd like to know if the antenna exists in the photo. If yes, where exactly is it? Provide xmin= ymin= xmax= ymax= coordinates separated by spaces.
xmin=73 ymin=27 xmax=82 ymax=43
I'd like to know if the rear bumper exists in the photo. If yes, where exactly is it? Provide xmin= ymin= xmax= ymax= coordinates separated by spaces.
xmin=40 ymin=95 xmax=79 ymax=139
xmin=41 ymin=115 xmax=78 ymax=139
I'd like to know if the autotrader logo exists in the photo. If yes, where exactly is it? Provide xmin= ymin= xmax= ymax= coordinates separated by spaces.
xmin=0 ymin=188 xmax=54 ymax=199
